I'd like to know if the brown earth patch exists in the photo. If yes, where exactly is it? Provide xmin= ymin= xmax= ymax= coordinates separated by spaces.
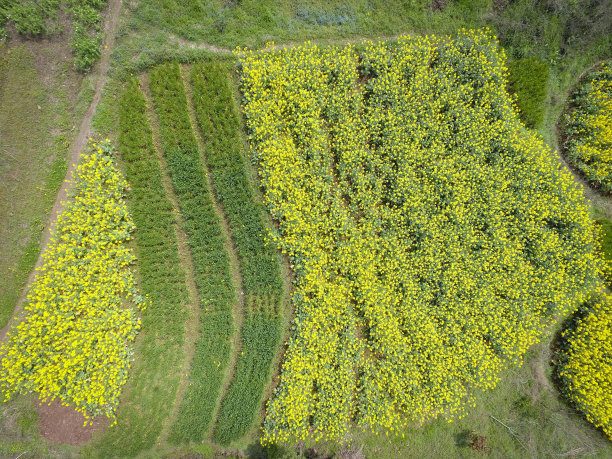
xmin=431 ymin=0 xmax=450 ymax=12
xmin=37 ymin=398 xmax=109 ymax=445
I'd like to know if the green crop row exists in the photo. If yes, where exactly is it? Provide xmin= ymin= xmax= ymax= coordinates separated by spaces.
xmin=190 ymin=62 xmax=283 ymax=301
xmin=88 ymin=78 xmax=187 ymax=457
xmin=148 ymin=62 xmax=236 ymax=444
xmin=189 ymin=62 xmax=285 ymax=444
xmin=213 ymin=307 xmax=282 ymax=445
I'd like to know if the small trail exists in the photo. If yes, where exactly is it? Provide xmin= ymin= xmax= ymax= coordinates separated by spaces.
xmin=179 ymin=64 xmax=247 ymax=436
xmin=0 ymin=0 xmax=123 ymax=343
xmin=138 ymin=73 xmax=203 ymax=446
xmin=169 ymin=32 xmax=410 ymax=55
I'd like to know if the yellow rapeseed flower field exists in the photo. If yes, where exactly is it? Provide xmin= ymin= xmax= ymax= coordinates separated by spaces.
xmin=564 ymin=63 xmax=612 ymax=192
xmin=237 ymin=29 xmax=602 ymax=443
xmin=557 ymin=293 xmax=612 ymax=440
xmin=0 ymin=140 xmax=146 ymax=424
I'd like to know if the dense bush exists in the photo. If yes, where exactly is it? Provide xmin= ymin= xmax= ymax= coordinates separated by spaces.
xmin=562 ymin=64 xmax=612 ymax=193
xmin=506 ymin=57 xmax=549 ymax=128
xmin=238 ymin=30 xmax=602 ymax=443
xmin=555 ymin=293 xmax=612 ymax=440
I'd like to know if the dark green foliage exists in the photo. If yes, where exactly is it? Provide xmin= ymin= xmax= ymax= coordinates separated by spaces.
xmin=190 ymin=62 xmax=283 ymax=300
xmin=0 ymin=0 xmax=59 ymax=36
xmin=91 ymin=78 xmax=187 ymax=457
xmin=148 ymin=62 xmax=236 ymax=443
xmin=213 ymin=311 xmax=282 ymax=445
xmin=507 ymin=57 xmax=549 ymax=129
xmin=489 ymin=0 xmax=612 ymax=61
xmin=67 ymin=0 xmax=107 ymax=71
xmin=0 ymin=0 xmax=107 ymax=71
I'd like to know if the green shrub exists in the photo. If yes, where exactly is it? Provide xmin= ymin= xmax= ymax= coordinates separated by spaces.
xmin=0 ymin=0 xmax=107 ymax=71
xmin=507 ymin=57 xmax=549 ymax=128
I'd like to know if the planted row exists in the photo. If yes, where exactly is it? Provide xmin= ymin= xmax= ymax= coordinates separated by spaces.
xmin=213 ymin=307 xmax=282 ymax=445
xmin=148 ymin=62 xmax=236 ymax=444
xmin=90 ymin=78 xmax=187 ymax=457
xmin=190 ymin=62 xmax=285 ymax=444
xmin=190 ymin=62 xmax=283 ymax=301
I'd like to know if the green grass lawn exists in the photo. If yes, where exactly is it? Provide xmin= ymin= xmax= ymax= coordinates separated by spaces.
xmin=0 ymin=42 xmax=92 ymax=329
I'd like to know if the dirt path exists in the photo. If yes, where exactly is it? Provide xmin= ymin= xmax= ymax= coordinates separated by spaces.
xmin=169 ymin=32 xmax=410 ymax=55
xmin=0 ymin=0 xmax=123 ymax=343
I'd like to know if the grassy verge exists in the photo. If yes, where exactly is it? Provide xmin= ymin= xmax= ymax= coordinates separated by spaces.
xmin=86 ymin=77 xmax=187 ymax=457
xmin=262 ymin=340 xmax=612 ymax=458
xmin=148 ymin=62 xmax=236 ymax=444
xmin=0 ymin=44 xmax=76 ymax=329
xmin=189 ymin=61 xmax=284 ymax=445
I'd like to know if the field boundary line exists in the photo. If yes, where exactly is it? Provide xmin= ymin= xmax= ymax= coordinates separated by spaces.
xmin=170 ymin=32 xmax=412 ymax=55
xmin=139 ymin=73 xmax=203 ymax=447
xmin=0 ymin=0 xmax=123 ymax=343
xmin=180 ymin=64 xmax=248 ymax=438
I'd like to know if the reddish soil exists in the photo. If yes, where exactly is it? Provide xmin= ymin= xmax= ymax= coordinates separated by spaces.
xmin=37 ymin=398 xmax=109 ymax=445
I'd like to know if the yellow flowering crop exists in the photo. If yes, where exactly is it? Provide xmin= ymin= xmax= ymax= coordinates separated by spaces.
xmin=0 ymin=140 xmax=146 ymax=423
xmin=237 ymin=29 xmax=602 ymax=443
xmin=557 ymin=293 xmax=612 ymax=439
xmin=563 ymin=63 xmax=612 ymax=192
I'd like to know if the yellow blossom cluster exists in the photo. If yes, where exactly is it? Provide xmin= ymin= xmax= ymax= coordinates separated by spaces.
xmin=564 ymin=63 xmax=612 ymax=192
xmin=0 ymin=140 xmax=146 ymax=423
xmin=238 ymin=29 xmax=601 ymax=444
xmin=557 ymin=293 xmax=612 ymax=439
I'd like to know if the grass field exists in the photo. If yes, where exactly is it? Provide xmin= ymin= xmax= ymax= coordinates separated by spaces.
xmin=0 ymin=40 xmax=94 ymax=329
xmin=1 ymin=0 xmax=611 ymax=457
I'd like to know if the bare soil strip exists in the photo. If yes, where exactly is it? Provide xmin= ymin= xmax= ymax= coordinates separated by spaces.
xmin=0 ymin=0 xmax=123 ymax=343
xmin=179 ymin=64 xmax=247 ymax=437
xmin=138 ymin=73 xmax=203 ymax=446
